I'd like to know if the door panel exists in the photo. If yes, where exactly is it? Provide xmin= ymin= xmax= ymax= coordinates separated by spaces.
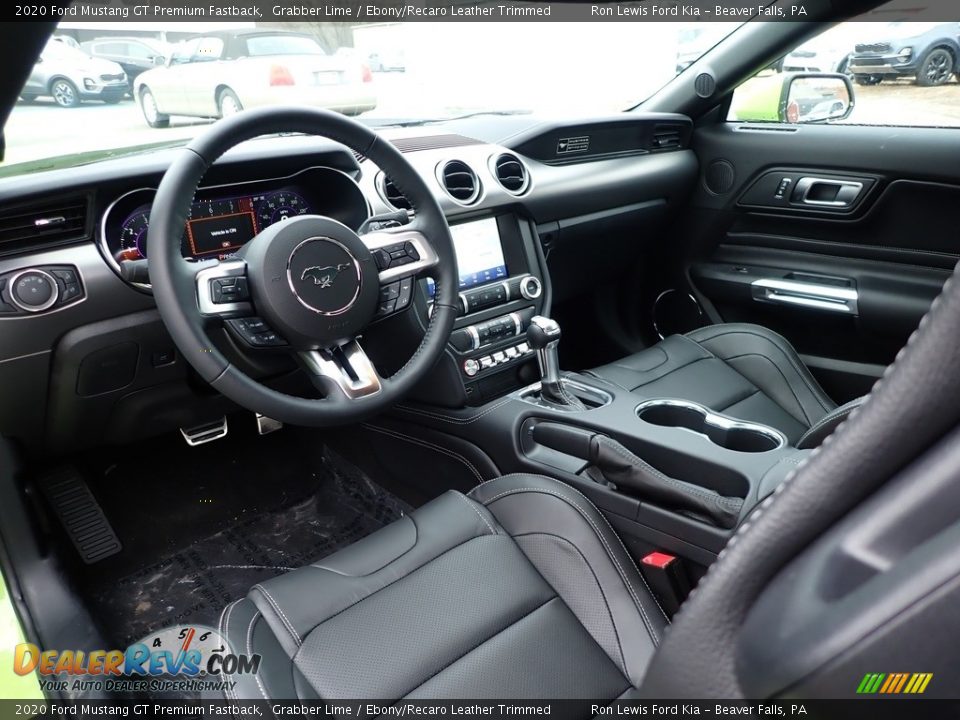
xmin=678 ymin=122 xmax=960 ymax=402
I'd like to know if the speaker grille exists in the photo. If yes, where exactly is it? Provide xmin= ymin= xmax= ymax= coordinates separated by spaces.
xmin=694 ymin=73 xmax=716 ymax=98
xmin=704 ymin=159 xmax=736 ymax=195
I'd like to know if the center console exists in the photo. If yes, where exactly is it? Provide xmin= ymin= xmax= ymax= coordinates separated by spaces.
xmin=384 ymin=315 xmax=812 ymax=589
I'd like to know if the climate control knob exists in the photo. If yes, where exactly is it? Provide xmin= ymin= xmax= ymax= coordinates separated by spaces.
xmin=10 ymin=269 xmax=58 ymax=312
xmin=519 ymin=276 xmax=543 ymax=300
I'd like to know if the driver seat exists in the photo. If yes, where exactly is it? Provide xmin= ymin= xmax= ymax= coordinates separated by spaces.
xmin=218 ymin=474 xmax=666 ymax=700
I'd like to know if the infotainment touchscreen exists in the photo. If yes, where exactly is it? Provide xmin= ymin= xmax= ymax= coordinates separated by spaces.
xmin=450 ymin=217 xmax=508 ymax=290
xmin=426 ymin=217 xmax=508 ymax=298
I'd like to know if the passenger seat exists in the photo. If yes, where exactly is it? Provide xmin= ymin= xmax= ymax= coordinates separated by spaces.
xmin=586 ymin=323 xmax=863 ymax=448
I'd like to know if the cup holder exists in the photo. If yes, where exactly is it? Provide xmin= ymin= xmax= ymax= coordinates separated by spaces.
xmin=636 ymin=399 xmax=785 ymax=453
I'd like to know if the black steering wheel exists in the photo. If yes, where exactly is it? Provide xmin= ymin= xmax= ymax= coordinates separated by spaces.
xmin=147 ymin=107 xmax=459 ymax=426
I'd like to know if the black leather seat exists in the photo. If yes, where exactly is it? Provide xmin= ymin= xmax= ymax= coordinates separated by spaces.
xmin=219 ymin=474 xmax=667 ymax=700
xmin=586 ymin=323 xmax=859 ymax=448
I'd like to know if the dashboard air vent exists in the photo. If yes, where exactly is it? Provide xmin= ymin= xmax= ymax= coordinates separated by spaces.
xmin=650 ymin=124 xmax=685 ymax=152
xmin=492 ymin=153 xmax=530 ymax=195
xmin=378 ymin=174 xmax=412 ymax=212
xmin=438 ymin=160 xmax=480 ymax=204
xmin=0 ymin=196 xmax=89 ymax=256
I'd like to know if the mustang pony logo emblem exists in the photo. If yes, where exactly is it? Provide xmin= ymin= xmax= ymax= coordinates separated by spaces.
xmin=301 ymin=263 xmax=352 ymax=289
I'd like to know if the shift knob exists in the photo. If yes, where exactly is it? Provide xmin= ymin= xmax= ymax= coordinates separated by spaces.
xmin=526 ymin=316 xmax=561 ymax=351
xmin=527 ymin=316 xmax=562 ymax=388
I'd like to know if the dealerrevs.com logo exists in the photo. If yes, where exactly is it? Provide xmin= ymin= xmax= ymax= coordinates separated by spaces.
xmin=13 ymin=624 xmax=260 ymax=694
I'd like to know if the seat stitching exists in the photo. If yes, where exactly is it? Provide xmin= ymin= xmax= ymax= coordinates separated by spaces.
xmin=480 ymin=487 xmax=665 ymax=643
xmin=311 ymin=514 xmax=420 ymax=573
xmin=454 ymin=492 xmax=497 ymax=535
xmin=469 ymin=474 xmax=672 ymax=625
xmin=715 ymin=388 xmax=761 ymax=414
xmin=602 ymin=441 xmax=743 ymax=509
xmin=689 ymin=326 xmax=833 ymax=412
xmin=295 ymin=534 xmax=498 ymax=636
xmin=722 ymin=352 xmax=813 ymax=425
xmin=513 ymin=530 xmax=629 ymax=676
xmin=362 ymin=423 xmax=487 ymax=483
xmin=396 ymin=596 xmax=627 ymax=701
xmin=797 ymin=405 xmax=859 ymax=447
xmin=613 ymin=357 xmax=714 ymax=393
xmin=245 ymin=612 xmax=273 ymax=707
xmin=253 ymin=584 xmax=302 ymax=646
xmin=218 ymin=600 xmax=240 ymax=702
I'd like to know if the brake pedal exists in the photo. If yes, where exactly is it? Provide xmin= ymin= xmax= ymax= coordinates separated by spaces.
xmin=255 ymin=413 xmax=283 ymax=435
xmin=180 ymin=417 xmax=228 ymax=446
xmin=39 ymin=468 xmax=121 ymax=564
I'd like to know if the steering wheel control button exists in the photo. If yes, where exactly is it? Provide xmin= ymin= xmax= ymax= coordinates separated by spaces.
xmin=226 ymin=317 xmax=288 ymax=348
xmin=373 ymin=249 xmax=392 ymax=271
xmin=10 ymin=269 xmax=59 ymax=312
xmin=379 ymin=282 xmax=401 ymax=302
xmin=397 ymin=277 xmax=414 ymax=309
xmin=211 ymin=276 xmax=250 ymax=304
xmin=287 ymin=237 xmax=361 ymax=316
xmin=463 ymin=358 xmax=481 ymax=377
xmin=378 ymin=241 xmax=421 ymax=269
xmin=377 ymin=299 xmax=397 ymax=317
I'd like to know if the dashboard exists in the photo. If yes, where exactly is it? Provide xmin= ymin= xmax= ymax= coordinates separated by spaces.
xmin=0 ymin=113 xmax=697 ymax=453
xmin=100 ymin=166 xmax=369 ymax=278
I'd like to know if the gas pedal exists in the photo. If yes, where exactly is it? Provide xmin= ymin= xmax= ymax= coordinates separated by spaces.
xmin=180 ymin=417 xmax=228 ymax=446
xmin=39 ymin=468 xmax=121 ymax=564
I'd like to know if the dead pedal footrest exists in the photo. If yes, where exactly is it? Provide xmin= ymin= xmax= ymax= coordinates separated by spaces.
xmin=40 ymin=468 xmax=122 ymax=564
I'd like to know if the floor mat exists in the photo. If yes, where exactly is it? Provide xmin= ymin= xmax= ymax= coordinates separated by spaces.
xmin=79 ymin=428 xmax=409 ymax=648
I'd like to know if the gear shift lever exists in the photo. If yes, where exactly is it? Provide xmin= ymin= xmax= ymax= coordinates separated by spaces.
xmin=526 ymin=316 xmax=586 ymax=410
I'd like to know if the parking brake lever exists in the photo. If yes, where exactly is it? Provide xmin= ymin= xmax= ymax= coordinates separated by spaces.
xmin=531 ymin=424 xmax=743 ymax=529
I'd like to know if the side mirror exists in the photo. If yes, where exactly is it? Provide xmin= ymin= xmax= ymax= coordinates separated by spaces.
xmin=783 ymin=72 xmax=855 ymax=124
xmin=153 ymin=55 xmax=166 ymax=66
xmin=732 ymin=72 xmax=855 ymax=124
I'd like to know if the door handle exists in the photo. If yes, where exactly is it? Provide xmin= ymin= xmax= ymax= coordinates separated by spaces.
xmin=794 ymin=177 xmax=863 ymax=208
xmin=752 ymin=278 xmax=859 ymax=315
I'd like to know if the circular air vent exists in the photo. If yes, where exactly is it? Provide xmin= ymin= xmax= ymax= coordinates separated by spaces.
xmin=437 ymin=160 xmax=481 ymax=205
xmin=491 ymin=153 xmax=530 ymax=195
xmin=377 ymin=173 xmax=412 ymax=212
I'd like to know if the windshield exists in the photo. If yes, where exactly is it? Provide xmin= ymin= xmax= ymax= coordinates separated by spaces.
xmin=3 ymin=20 xmax=746 ymax=174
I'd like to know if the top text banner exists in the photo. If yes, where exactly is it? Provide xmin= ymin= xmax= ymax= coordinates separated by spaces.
xmin=11 ymin=0 xmax=960 ymax=23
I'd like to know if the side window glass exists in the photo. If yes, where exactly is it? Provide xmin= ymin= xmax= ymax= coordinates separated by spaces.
xmin=729 ymin=21 xmax=960 ymax=127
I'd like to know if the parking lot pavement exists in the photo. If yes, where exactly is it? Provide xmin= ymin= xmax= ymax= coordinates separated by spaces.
xmin=845 ymin=80 xmax=960 ymax=127
xmin=3 ymin=98 xmax=204 ymax=168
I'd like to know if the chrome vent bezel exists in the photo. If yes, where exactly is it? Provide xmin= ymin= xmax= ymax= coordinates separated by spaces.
xmin=376 ymin=173 xmax=413 ymax=212
xmin=436 ymin=159 xmax=481 ymax=206
xmin=490 ymin=153 xmax=531 ymax=196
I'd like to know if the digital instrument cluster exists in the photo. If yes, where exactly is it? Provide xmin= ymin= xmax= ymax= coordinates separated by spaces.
xmin=117 ymin=190 xmax=310 ymax=262
xmin=99 ymin=167 xmax=371 ymax=288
